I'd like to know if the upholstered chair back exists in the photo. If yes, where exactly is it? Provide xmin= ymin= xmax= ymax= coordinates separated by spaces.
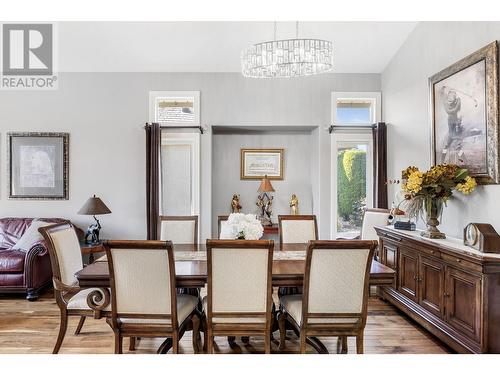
xmin=279 ymin=215 xmax=318 ymax=243
xmin=207 ymin=240 xmax=273 ymax=315
xmin=217 ymin=215 xmax=228 ymax=239
xmin=303 ymin=241 xmax=376 ymax=325
xmin=361 ymin=209 xmax=390 ymax=240
xmin=159 ymin=216 xmax=198 ymax=244
xmin=39 ymin=223 xmax=83 ymax=286
xmin=105 ymin=241 xmax=175 ymax=318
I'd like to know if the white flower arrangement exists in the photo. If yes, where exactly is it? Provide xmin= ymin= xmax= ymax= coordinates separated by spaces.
xmin=220 ymin=213 xmax=264 ymax=240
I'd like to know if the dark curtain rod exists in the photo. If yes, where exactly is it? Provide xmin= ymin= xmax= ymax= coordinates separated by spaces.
xmin=328 ymin=124 xmax=377 ymax=134
xmin=144 ymin=123 xmax=204 ymax=134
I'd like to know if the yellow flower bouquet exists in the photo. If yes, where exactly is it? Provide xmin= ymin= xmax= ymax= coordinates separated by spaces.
xmin=399 ymin=164 xmax=477 ymax=239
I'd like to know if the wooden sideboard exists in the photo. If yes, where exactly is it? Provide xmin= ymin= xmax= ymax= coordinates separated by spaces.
xmin=375 ymin=226 xmax=500 ymax=353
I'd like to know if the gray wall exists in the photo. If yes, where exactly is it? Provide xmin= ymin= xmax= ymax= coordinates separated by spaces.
xmin=212 ymin=131 xmax=315 ymax=237
xmin=0 ymin=72 xmax=380 ymax=240
xmin=382 ymin=22 xmax=500 ymax=237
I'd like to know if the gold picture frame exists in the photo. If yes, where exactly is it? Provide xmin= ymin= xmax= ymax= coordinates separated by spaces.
xmin=240 ymin=148 xmax=284 ymax=180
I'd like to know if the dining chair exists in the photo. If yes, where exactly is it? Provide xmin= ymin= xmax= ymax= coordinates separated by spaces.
xmin=278 ymin=240 xmax=377 ymax=354
xmin=217 ymin=215 xmax=229 ymax=238
xmin=278 ymin=215 xmax=318 ymax=297
xmin=104 ymin=240 xmax=201 ymax=354
xmin=360 ymin=208 xmax=391 ymax=241
xmin=202 ymin=239 xmax=274 ymax=354
xmin=278 ymin=215 xmax=318 ymax=244
xmin=159 ymin=215 xmax=198 ymax=244
xmin=39 ymin=222 xmax=111 ymax=354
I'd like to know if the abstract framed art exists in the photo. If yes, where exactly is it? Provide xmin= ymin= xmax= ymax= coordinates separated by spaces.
xmin=7 ymin=132 xmax=69 ymax=199
xmin=429 ymin=41 xmax=499 ymax=184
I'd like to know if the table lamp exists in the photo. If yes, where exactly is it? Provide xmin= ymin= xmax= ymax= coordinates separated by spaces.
xmin=77 ymin=195 xmax=112 ymax=244
xmin=256 ymin=175 xmax=275 ymax=226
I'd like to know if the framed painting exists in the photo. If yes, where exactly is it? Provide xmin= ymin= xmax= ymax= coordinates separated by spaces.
xmin=149 ymin=91 xmax=200 ymax=126
xmin=429 ymin=41 xmax=499 ymax=184
xmin=7 ymin=132 xmax=69 ymax=199
xmin=240 ymin=148 xmax=284 ymax=180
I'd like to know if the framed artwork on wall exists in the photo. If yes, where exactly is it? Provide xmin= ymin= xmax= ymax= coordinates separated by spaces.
xmin=7 ymin=132 xmax=69 ymax=200
xmin=149 ymin=91 xmax=200 ymax=126
xmin=240 ymin=148 xmax=284 ymax=180
xmin=429 ymin=41 xmax=499 ymax=184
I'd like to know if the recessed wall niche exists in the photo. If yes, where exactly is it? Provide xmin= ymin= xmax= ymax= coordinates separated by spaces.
xmin=211 ymin=125 xmax=319 ymax=237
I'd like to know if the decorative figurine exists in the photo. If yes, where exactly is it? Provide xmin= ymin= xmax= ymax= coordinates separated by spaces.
xmin=264 ymin=196 xmax=273 ymax=225
xmin=290 ymin=194 xmax=299 ymax=215
xmin=231 ymin=194 xmax=242 ymax=213
xmin=256 ymin=195 xmax=265 ymax=218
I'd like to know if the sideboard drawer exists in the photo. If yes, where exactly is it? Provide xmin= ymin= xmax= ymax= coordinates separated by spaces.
xmin=441 ymin=253 xmax=481 ymax=273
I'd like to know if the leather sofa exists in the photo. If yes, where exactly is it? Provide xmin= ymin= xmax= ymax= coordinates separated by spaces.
xmin=0 ymin=217 xmax=76 ymax=301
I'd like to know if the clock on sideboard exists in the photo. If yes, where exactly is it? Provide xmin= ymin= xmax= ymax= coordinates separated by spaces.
xmin=463 ymin=223 xmax=500 ymax=254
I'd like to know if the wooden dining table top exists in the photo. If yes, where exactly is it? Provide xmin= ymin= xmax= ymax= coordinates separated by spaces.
xmin=75 ymin=243 xmax=395 ymax=288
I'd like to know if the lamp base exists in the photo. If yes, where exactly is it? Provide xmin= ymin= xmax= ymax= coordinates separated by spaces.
xmin=84 ymin=216 xmax=102 ymax=244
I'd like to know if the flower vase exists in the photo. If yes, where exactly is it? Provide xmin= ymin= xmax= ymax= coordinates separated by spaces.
xmin=421 ymin=197 xmax=446 ymax=239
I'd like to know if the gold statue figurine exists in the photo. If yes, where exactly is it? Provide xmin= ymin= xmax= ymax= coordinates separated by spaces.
xmin=290 ymin=194 xmax=299 ymax=215
xmin=231 ymin=194 xmax=242 ymax=213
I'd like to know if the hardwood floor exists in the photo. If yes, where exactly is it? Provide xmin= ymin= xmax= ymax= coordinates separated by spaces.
xmin=0 ymin=289 xmax=450 ymax=354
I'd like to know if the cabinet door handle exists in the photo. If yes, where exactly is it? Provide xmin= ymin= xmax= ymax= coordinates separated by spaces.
xmin=444 ymin=292 xmax=450 ymax=297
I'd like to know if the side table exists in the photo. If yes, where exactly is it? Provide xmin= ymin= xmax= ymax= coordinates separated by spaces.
xmin=80 ymin=240 xmax=105 ymax=264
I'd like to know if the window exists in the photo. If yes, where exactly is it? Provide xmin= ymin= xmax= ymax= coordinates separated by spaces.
xmin=332 ymin=92 xmax=381 ymax=126
xmin=149 ymin=91 xmax=200 ymax=126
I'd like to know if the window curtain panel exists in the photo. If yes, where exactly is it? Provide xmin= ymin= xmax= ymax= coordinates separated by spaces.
xmin=372 ymin=122 xmax=388 ymax=209
xmin=145 ymin=122 xmax=161 ymax=239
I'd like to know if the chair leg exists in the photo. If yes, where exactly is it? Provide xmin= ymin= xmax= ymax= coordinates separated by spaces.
xmin=299 ymin=333 xmax=307 ymax=354
xmin=356 ymin=333 xmax=364 ymax=354
xmin=172 ymin=333 xmax=179 ymax=354
xmin=278 ymin=312 xmax=286 ymax=350
xmin=129 ymin=337 xmax=136 ymax=351
xmin=202 ymin=316 xmax=208 ymax=353
xmin=341 ymin=336 xmax=348 ymax=354
xmin=207 ymin=333 xmax=214 ymax=354
xmin=264 ymin=332 xmax=271 ymax=354
xmin=74 ymin=316 xmax=86 ymax=335
xmin=114 ymin=331 xmax=123 ymax=354
xmin=53 ymin=310 xmax=68 ymax=354
xmin=192 ymin=315 xmax=201 ymax=353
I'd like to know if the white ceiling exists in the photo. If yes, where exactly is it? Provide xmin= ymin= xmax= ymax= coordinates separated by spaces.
xmin=57 ymin=22 xmax=417 ymax=73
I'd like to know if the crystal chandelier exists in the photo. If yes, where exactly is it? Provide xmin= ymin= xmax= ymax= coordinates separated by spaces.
xmin=241 ymin=22 xmax=334 ymax=78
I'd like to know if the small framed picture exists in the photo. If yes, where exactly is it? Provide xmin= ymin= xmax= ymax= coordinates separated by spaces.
xmin=149 ymin=91 xmax=200 ymax=126
xmin=8 ymin=132 xmax=69 ymax=200
xmin=240 ymin=148 xmax=284 ymax=180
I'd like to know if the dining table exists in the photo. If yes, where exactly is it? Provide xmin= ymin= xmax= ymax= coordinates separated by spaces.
xmin=74 ymin=243 xmax=396 ymax=354
xmin=76 ymin=243 xmax=395 ymax=288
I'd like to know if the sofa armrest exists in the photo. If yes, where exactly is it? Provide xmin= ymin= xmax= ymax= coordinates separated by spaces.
xmin=27 ymin=240 xmax=48 ymax=257
xmin=24 ymin=241 xmax=52 ymax=295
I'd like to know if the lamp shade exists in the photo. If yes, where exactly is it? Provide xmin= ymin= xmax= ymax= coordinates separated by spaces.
xmin=77 ymin=195 xmax=112 ymax=215
xmin=258 ymin=175 xmax=275 ymax=193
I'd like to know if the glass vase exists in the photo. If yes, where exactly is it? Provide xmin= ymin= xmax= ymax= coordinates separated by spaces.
xmin=421 ymin=197 xmax=446 ymax=239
